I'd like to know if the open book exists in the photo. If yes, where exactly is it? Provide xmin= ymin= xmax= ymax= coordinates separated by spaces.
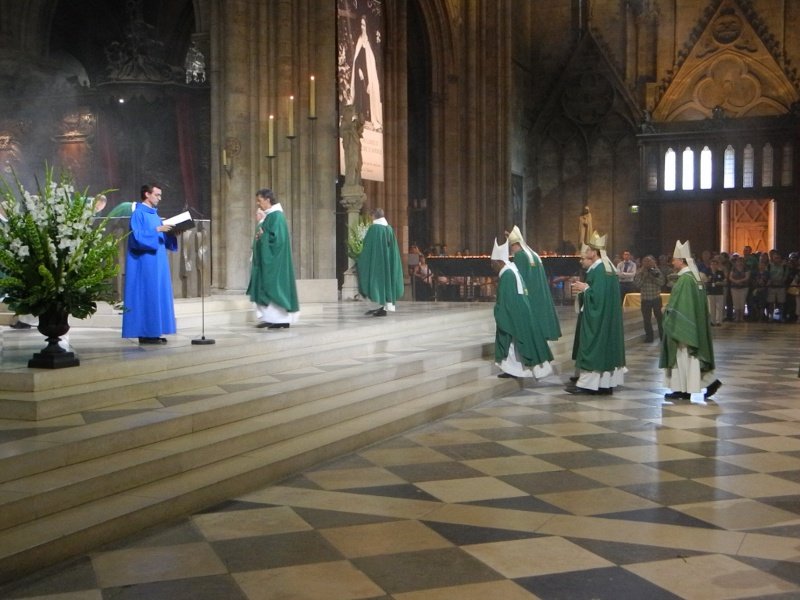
xmin=162 ymin=211 xmax=195 ymax=234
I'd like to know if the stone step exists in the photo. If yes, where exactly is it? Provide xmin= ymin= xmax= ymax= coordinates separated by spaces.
xmin=0 ymin=356 xmax=495 ymax=532
xmin=0 ymin=303 xmax=644 ymax=421
xmin=0 ymin=342 xmax=490 ymax=485
xmin=0 ymin=374 xmax=518 ymax=582
xmin=1 ymin=303 xmax=492 ymax=393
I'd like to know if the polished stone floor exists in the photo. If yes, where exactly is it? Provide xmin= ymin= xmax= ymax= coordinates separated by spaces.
xmin=1 ymin=316 xmax=800 ymax=599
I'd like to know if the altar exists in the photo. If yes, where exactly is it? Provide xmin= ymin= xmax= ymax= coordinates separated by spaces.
xmin=622 ymin=293 xmax=671 ymax=308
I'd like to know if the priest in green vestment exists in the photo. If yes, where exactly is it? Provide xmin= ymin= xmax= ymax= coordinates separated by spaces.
xmin=507 ymin=225 xmax=561 ymax=341
xmin=247 ymin=189 xmax=299 ymax=329
xmin=491 ymin=238 xmax=554 ymax=379
xmin=566 ymin=231 xmax=626 ymax=395
xmin=357 ymin=208 xmax=404 ymax=317
xmin=660 ymin=240 xmax=721 ymax=400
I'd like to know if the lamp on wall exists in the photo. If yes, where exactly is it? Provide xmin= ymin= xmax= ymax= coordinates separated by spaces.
xmin=629 ymin=203 xmax=640 ymax=214
xmin=221 ymin=148 xmax=232 ymax=178
xmin=222 ymin=137 xmax=240 ymax=179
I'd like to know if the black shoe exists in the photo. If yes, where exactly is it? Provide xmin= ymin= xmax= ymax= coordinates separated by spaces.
xmin=664 ymin=391 xmax=691 ymax=400
xmin=565 ymin=384 xmax=598 ymax=395
xmin=704 ymin=379 xmax=722 ymax=399
xmin=364 ymin=308 xmax=378 ymax=315
xmin=139 ymin=337 xmax=167 ymax=344
xmin=569 ymin=376 xmax=579 ymax=383
xmin=267 ymin=323 xmax=290 ymax=329
xmin=10 ymin=321 xmax=32 ymax=329
xmin=644 ymin=337 xmax=654 ymax=343
xmin=256 ymin=321 xmax=272 ymax=328
xmin=373 ymin=308 xmax=387 ymax=317
xmin=597 ymin=387 xmax=613 ymax=395
xmin=498 ymin=372 xmax=519 ymax=379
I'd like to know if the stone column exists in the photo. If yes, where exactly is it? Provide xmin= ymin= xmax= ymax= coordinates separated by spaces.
xmin=339 ymin=185 xmax=366 ymax=300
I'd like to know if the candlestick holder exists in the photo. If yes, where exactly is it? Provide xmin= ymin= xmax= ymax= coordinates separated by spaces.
xmin=308 ymin=114 xmax=317 ymax=271
xmin=267 ymin=155 xmax=275 ymax=187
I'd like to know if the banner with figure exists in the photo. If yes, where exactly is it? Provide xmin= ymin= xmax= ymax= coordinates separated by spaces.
xmin=337 ymin=0 xmax=384 ymax=182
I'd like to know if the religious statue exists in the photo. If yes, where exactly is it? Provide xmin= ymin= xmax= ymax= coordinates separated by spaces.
xmin=184 ymin=41 xmax=206 ymax=84
xmin=340 ymin=104 xmax=364 ymax=187
xmin=578 ymin=205 xmax=593 ymax=248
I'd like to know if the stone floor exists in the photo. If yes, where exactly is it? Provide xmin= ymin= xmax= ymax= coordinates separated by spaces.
xmin=1 ymin=316 xmax=800 ymax=599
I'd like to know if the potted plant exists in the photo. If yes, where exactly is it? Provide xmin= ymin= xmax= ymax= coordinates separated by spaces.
xmin=0 ymin=166 xmax=125 ymax=368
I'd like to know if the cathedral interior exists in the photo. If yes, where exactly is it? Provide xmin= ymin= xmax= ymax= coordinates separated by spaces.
xmin=2 ymin=0 xmax=799 ymax=295
xmin=2 ymin=1 xmax=800 ymax=598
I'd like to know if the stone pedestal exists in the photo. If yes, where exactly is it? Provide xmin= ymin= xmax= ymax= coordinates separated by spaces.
xmin=340 ymin=185 xmax=366 ymax=301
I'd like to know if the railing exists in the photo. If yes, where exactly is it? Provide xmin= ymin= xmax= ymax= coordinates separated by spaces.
xmin=422 ymin=256 xmax=581 ymax=303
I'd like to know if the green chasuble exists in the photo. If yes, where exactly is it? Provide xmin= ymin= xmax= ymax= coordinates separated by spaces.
xmin=107 ymin=202 xmax=137 ymax=217
xmin=357 ymin=222 xmax=404 ymax=305
xmin=659 ymin=270 xmax=715 ymax=372
xmin=513 ymin=249 xmax=562 ymax=340
xmin=246 ymin=208 xmax=299 ymax=312
xmin=572 ymin=262 xmax=626 ymax=372
xmin=495 ymin=266 xmax=553 ymax=367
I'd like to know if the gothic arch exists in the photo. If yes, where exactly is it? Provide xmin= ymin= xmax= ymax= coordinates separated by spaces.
xmin=410 ymin=0 xmax=457 ymax=95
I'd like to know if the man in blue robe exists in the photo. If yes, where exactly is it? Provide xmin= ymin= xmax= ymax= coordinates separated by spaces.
xmin=122 ymin=184 xmax=177 ymax=344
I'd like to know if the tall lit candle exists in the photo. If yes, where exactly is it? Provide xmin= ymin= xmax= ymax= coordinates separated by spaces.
xmin=288 ymin=95 xmax=295 ymax=137
xmin=268 ymin=115 xmax=274 ymax=156
xmin=309 ymin=75 xmax=316 ymax=119
xmin=222 ymin=148 xmax=227 ymax=166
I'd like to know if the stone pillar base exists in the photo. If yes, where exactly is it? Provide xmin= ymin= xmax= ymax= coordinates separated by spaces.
xmin=341 ymin=267 xmax=361 ymax=301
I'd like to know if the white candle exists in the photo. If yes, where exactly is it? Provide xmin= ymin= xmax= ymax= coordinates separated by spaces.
xmin=268 ymin=115 xmax=274 ymax=156
xmin=288 ymin=96 xmax=295 ymax=137
xmin=222 ymin=148 xmax=227 ymax=166
xmin=309 ymin=76 xmax=316 ymax=119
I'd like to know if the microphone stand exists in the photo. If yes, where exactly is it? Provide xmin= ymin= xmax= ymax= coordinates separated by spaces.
xmin=192 ymin=222 xmax=215 ymax=345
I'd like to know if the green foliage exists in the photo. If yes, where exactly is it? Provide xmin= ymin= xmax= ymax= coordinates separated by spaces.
xmin=0 ymin=166 xmax=126 ymax=319
xmin=347 ymin=215 xmax=370 ymax=261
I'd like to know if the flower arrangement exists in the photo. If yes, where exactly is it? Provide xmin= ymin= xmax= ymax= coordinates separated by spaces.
xmin=346 ymin=215 xmax=370 ymax=260
xmin=0 ymin=166 xmax=124 ymax=320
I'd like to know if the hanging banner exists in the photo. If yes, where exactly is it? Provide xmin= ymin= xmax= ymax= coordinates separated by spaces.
xmin=337 ymin=0 xmax=384 ymax=182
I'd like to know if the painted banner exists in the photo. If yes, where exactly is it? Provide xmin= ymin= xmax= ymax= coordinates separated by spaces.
xmin=337 ymin=0 xmax=384 ymax=182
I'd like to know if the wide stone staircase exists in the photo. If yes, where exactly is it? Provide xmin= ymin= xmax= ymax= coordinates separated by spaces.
xmin=0 ymin=301 xmax=645 ymax=582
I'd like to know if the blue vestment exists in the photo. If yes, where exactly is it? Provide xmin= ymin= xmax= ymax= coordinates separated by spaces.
xmin=122 ymin=204 xmax=177 ymax=338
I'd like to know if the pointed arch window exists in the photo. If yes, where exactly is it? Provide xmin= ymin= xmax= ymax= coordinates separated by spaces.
xmin=664 ymin=148 xmax=676 ymax=191
xmin=682 ymin=147 xmax=694 ymax=190
xmin=743 ymin=144 xmax=754 ymax=188
xmin=762 ymin=143 xmax=774 ymax=187
xmin=646 ymin=152 xmax=658 ymax=191
xmin=700 ymin=146 xmax=712 ymax=189
xmin=781 ymin=142 xmax=793 ymax=186
xmin=723 ymin=145 xmax=735 ymax=189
